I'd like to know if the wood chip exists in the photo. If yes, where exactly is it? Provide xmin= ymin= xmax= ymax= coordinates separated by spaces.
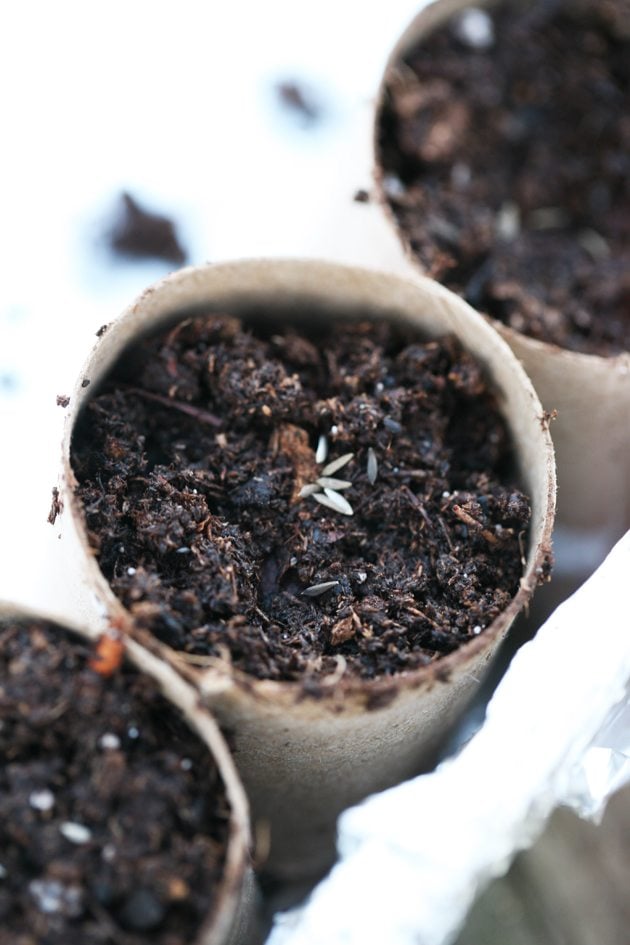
xmin=330 ymin=614 xmax=358 ymax=646
xmin=302 ymin=580 xmax=340 ymax=597
xmin=321 ymin=452 xmax=354 ymax=477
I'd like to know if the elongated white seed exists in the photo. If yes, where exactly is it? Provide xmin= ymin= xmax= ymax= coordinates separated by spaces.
xmin=321 ymin=453 xmax=354 ymax=477
xmin=316 ymin=477 xmax=352 ymax=491
xmin=299 ymin=483 xmax=322 ymax=498
xmin=302 ymin=580 xmax=340 ymax=597
xmin=313 ymin=489 xmax=354 ymax=516
xmin=323 ymin=488 xmax=354 ymax=515
xmin=367 ymin=448 xmax=378 ymax=485
xmin=315 ymin=434 xmax=329 ymax=464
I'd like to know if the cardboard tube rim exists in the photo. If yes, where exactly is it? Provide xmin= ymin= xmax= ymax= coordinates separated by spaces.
xmin=59 ymin=257 xmax=555 ymax=715
xmin=0 ymin=600 xmax=252 ymax=945
xmin=371 ymin=0 xmax=630 ymax=368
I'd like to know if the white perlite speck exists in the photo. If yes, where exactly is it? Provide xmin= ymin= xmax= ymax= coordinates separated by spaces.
xmin=454 ymin=8 xmax=495 ymax=49
xmin=59 ymin=822 xmax=92 ymax=845
xmin=367 ymin=448 xmax=378 ymax=485
xmin=29 ymin=789 xmax=55 ymax=812
xmin=29 ymin=879 xmax=83 ymax=917
xmin=99 ymin=732 xmax=121 ymax=751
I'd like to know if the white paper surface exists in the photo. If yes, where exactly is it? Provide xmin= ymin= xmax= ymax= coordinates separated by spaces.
xmin=268 ymin=531 xmax=630 ymax=945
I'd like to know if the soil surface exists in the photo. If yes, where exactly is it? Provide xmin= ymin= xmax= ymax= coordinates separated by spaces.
xmin=0 ymin=619 xmax=229 ymax=945
xmin=378 ymin=0 xmax=630 ymax=356
xmin=71 ymin=313 xmax=533 ymax=684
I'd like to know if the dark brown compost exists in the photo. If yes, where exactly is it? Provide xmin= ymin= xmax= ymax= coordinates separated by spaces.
xmin=0 ymin=619 xmax=229 ymax=945
xmin=71 ymin=313 xmax=532 ymax=683
xmin=378 ymin=0 xmax=630 ymax=355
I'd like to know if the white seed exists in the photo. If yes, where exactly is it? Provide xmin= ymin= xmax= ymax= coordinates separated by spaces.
xmin=299 ymin=482 xmax=321 ymax=498
xmin=127 ymin=726 xmax=139 ymax=739
xmin=473 ymin=625 xmax=483 ymax=635
xmin=175 ymin=547 xmax=191 ymax=554
xmin=315 ymin=434 xmax=328 ymax=464
xmin=60 ymin=822 xmax=92 ymax=845
xmin=356 ymin=571 xmax=368 ymax=584
xmin=367 ymin=448 xmax=378 ymax=485
xmin=126 ymin=567 xmax=137 ymax=576
xmin=316 ymin=488 xmax=354 ymax=516
xmin=302 ymin=581 xmax=340 ymax=597
xmin=330 ymin=425 xmax=339 ymax=435
xmin=321 ymin=453 xmax=354 ymax=477
xmin=316 ymin=477 xmax=352 ymax=491
xmin=180 ymin=758 xmax=193 ymax=771
xmin=99 ymin=733 xmax=121 ymax=751
xmin=29 ymin=789 xmax=55 ymax=812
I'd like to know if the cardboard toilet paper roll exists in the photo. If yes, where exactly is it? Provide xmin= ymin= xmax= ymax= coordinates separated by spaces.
xmin=0 ymin=602 xmax=254 ymax=945
xmin=57 ymin=258 xmax=555 ymax=880
xmin=372 ymin=0 xmax=630 ymax=561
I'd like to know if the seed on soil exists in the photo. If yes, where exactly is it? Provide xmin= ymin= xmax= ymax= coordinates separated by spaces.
xmin=321 ymin=452 xmax=354 ymax=477
xmin=313 ymin=490 xmax=354 ymax=516
xmin=367 ymin=448 xmax=378 ymax=485
xmin=316 ymin=476 xmax=352 ymax=490
xmin=302 ymin=581 xmax=340 ymax=597
xmin=315 ymin=434 xmax=329 ymax=464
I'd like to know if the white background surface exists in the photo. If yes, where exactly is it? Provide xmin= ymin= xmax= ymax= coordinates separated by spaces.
xmin=0 ymin=0 xmax=424 ymax=608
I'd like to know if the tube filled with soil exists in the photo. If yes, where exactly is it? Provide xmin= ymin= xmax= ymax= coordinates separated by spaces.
xmin=374 ymin=0 xmax=630 ymax=564
xmin=59 ymin=258 xmax=555 ymax=881
xmin=0 ymin=604 xmax=254 ymax=945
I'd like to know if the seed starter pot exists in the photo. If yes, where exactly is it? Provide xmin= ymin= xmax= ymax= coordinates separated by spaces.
xmin=0 ymin=603 xmax=255 ymax=945
xmin=373 ymin=0 xmax=630 ymax=558
xmin=57 ymin=258 xmax=555 ymax=881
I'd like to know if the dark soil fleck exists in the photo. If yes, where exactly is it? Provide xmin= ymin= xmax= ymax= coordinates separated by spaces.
xmin=71 ymin=313 xmax=531 ymax=683
xmin=378 ymin=0 xmax=630 ymax=355
xmin=0 ymin=619 xmax=229 ymax=945
xmin=108 ymin=193 xmax=188 ymax=267
xmin=48 ymin=487 xmax=62 ymax=526
xmin=275 ymin=80 xmax=323 ymax=126
xmin=56 ymin=395 xmax=70 ymax=408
